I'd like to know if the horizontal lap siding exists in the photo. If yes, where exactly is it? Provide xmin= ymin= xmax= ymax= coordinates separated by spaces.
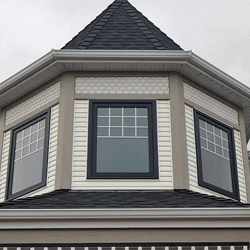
xmin=72 ymin=100 xmax=173 ymax=189
xmin=0 ymin=131 xmax=11 ymax=202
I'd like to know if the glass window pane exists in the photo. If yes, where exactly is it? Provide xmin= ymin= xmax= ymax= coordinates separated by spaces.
xmin=39 ymin=120 xmax=45 ymax=129
xmin=137 ymin=117 xmax=148 ymax=126
xmin=208 ymin=142 xmax=214 ymax=152
xmin=224 ymin=149 xmax=230 ymax=159
xmin=223 ymin=139 xmax=229 ymax=149
xmin=200 ymin=128 xmax=206 ymax=139
xmin=137 ymin=108 xmax=148 ymax=116
xmin=12 ymin=150 xmax=44 ymax=194
xmin=97 ymin=127 xmax=109 ymax=136
xmin=207 ymin=123 xmax=213 ymax=133
xmin=111 ymin=108 xmax=122 ymax=116
xmin=31 ymin=123 xmax=38 ymax=133
xmin=22 ymin=146 xmax=29 ymax=157
xmin=110 ymin=117 xmax=122 ymax=126
xmin=15 ymin=141 xmax=22 ymax=150
xmin=24 ymin=127 xmax=30 ymax=137
xmin=200 ymin=138 xmax=207 ymax=148
xmin=207 ymin=132 xmax=214 ymax=142
xmin=214 ymin=127 xmax=221 ymax=136
xmin=110 ymin=127 xmax=122 ymax=136
xmin=215 ymin=136 xmax=222 ymax=146
xmin=38 ymin=129 xmax=45 ymax=139
xmin=96 ymin=138 xmax=149 ymax=173
xmin=23 ymin=137 xmax=29 ymax=147
xmin=16 ymin=131 xmax=22 ymax=141
xmin=201 ymin=148 xmax=233 ymax=192
xmin=124 ymin=108 xmax=135 ymax=116
xmin=31 ymin=133 xmax=37 ymax=143
xmin=124 ymin=117 xmax=135 ymax=126
xmin=199 ymin=119 xmax=206 ymax=129
xmin=98 ymin=108 xmax=109 ymax=116
xmin=38 ymin=139 xmax=44 ymax=149
xmin=124 ymin=128 xmax=135 ymax=136
xmin=98 ymin=117 xmax=109 ymax=126
xmin=222 ymin=130 xmax=228 ymax=140
xmin=216 ymin=146 xmax=223 ymax=156
xmin=137 ymin=128 xmax=148 ymax=137
xmin=30 ymin=143 xmax=37 ymax=153
xmin=15 ymin=150 xmax=21 ymax=161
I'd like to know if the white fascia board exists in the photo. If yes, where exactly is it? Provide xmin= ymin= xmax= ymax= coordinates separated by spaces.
xmin=0 ymin=208 xmax=250 ymax=229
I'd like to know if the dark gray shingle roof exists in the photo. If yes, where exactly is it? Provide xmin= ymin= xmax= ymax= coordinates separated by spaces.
xmin=62 ymin=0 xmax=182 ymax=50
xmin=0 ymin=189 xmax=249 ymax=209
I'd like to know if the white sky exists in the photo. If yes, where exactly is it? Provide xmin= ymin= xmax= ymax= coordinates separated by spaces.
xmin=1 ymin=0 xmax=250 ymax=149
xmin=0 ymin=0 xmax=250 ymax=86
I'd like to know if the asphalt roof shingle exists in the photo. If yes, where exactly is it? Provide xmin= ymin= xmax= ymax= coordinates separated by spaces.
xmin=0 ymin=189 xmax=249 ymax=209
xmin=62 ymin=0 xmax=182 ymax=50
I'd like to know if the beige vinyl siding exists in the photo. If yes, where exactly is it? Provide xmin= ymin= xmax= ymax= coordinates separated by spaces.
xmin=185 ymin=104 xmax=247 ymax=202
xmin=0 ymin=104 xmax=59 ymax=201
xmin=5 ymin=82 xmax=60 ymax=126
xmin=0 ymin=131 xmax=11 ymax=202
xmin=72 ymin=100 xmax=173 ymax=189
xmin=234 ymin=130 xmax=247 ymax=202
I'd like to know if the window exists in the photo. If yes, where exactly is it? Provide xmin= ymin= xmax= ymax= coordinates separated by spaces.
xmin=194 ymin=109 xmax=239 ymax=200
xmin=87 ymin=100 xmax=158 ymax=178
xmin=7 ymin=109 xmax=50 ymax=199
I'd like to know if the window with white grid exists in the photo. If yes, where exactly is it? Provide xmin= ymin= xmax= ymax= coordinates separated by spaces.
xmin=8 ymin=110 xmax=50 ymax=200
xmin=97 ymin=107 xmax=148 ymax=138
xmin=88 ymin=101 xmax=158 ymax=178
xmin=194 ymin=109 xmax=239 ymax=200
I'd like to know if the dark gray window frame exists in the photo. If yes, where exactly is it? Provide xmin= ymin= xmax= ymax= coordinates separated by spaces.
xmin=7 ymin=109 xmax=50 ymax=200
xmin=194 ymin=109 xmax=239 ymax=200
xmin=87 ymin=100 xmax=159 ymax=179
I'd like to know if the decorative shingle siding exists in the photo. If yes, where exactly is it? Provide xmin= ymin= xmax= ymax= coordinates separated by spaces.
xmin=0 ymin=104 xmax=59 ymax=201
xmin=75 ymin=77 xmax=169 ymax=95
xmin=5 ymin=82 xmax=60 ymax=126
xmin=72 ymin=99 xmax=173 ymax=189
xmin=183 ymin=82 xmax=239 ymax=125
xmin=234 ymin=130 xmax=247 ymax=203
xmin=0 ymin=131 xmax=11 ymax=202
xmin=185 ymin=104 xmax=247 ymax=202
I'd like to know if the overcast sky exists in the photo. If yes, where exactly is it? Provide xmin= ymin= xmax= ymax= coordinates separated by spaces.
xmin=1 ymin=0 xmax=250 ymax=86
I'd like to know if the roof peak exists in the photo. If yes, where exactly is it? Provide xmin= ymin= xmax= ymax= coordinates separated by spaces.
xmin=62 ymin=0 xmax=182 ymax=50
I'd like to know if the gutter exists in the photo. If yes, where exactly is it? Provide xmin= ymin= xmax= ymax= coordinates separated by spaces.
xmin=0 ymin=207 xmax=250 ymax=229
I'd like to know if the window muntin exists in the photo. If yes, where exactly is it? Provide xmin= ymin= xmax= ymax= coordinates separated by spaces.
xmin=8 ymin=110 xmax=50 ymax=200
xmin=194 ymin=110 xmax=239 ymax=200
xmin=88 ymin=101 xmax=158 ymax=178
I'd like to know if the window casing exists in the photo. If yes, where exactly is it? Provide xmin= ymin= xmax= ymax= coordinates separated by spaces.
xmin=7 ymin=109 xmax=50 ymax=200
xmin=194 ymin=109 xmax=239 ymax=200
xmin=87 ymin=100 xmax=158 ymax=179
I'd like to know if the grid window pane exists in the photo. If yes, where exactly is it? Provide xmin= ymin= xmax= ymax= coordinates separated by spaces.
xmin=31 ymin=123 xmax=38 ymax=133
xmin=97 ymin=127 xmax=109 ymax=136
xmin=207 ymin=132 xmax=214 ymax=142
xmin=111 ymin=108 xmax=122 ymax=116
xmin=223 ymin=139 xmax=229 ymax=149
xmin=214 ymin=127 xmax=221 ymax=136
xmin=222 ymin=130 xmax=228 ymax=140
xmin=110 ymin=127 xmax=122 ymax=136
xmin=30 ymin=143 xmax=37 ymax=153
xmin=137 ymin=117 xmax=148 ymax=126
xmin=200 ymin=138 xmax=207 ymax=148
xmin=207 ymin=123 xmax=213 ymax=133
xmin=124 ymin=117 xmax=135 ymax=126
xmin=98 ymin=108 xmax=109 ymax=116
xmin=137 ymin=108 xmax=148 ymax=116
xmin=137 ymin=128 xmax=148 ymax=137
xmin=200 ymin=128 xmax=206 ymax=139
xmin=15 ymin=150 xmax=21 ymax=161
xmin=215 ymin=136 xmax=222 ymax=146
xmin=110 ymin=117 xmax=122 ymax=126
xmin=124 ymin=128 xmax=135 ymax=136
xmin=24 ymin=127 xmax=30 ymax=137
xmin=39 ymin=120 xmax=45 ymax=129
xmin=16 ymin=131 xmax=22 ymax=141
xmin=124 ymin=108 xmax=135 ymax=116
xmin=98 ymin=117 xmax=109 ymax=126
xmin=38 ymin=139 xmax=44 ymax=149
xmin=16 ymin=141 xmax=22 ymax=150
xmin=31 ymin=133 xmax=37 ymax=143
xmin=22 ymin=146 xmax=29 ymax=157
xmin=23 ymin=137 xmax=29 ymax=147
xmin=199 ymin=119 xmax=206 ymax=129
xmin=38 ymin=129 xmax=45 ymax=139
xmin=208 ymin=142 xmax=215 ymax=152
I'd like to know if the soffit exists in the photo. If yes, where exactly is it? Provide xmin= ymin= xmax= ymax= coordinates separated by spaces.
xmin=1 ymin=50 xmax=250 ymax=139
